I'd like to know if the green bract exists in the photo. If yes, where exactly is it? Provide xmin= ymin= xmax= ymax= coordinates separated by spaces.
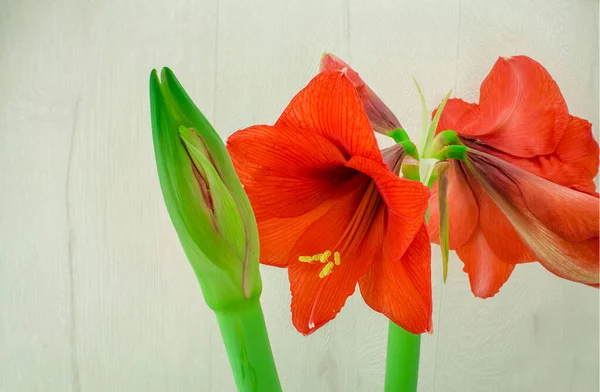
xmin=150 ymin=68 xmax=261 ymax=310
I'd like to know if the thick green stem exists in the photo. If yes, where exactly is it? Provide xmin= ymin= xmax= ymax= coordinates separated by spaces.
xmin=384 ymin=321 xmax=421 ymax=392
xmin=384 ymin=160 xmax=426 ymax=391
xmin=215 ymin=300 xmax=282 ymax=392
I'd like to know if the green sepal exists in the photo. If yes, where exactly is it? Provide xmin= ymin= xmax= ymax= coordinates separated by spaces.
xmin=390 ymin=128 xmax=411 ymax=143
xmin=428 ymin=129 xmax=461 ymax=158
xmin=436 ymin=130 xmax=460 ymax=145
xmin=150 ymin=68 xmax=261 ymax=310
xmin=435 ymin=145 xmax=468 ymax=161
xmin=399 ymin=140 xmax=420 ymax=162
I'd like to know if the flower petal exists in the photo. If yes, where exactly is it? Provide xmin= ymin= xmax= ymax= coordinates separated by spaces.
xmin=434 ymin=98 xmax=478 ymax=135
xmin=465 ymin=115 xmax=599 ymax=192
xmin=456 ymin=56 xmax=569 ymax=157
xmin=463 ymin=162 xmax=535 ymax=264
xmin=470 ymin=151 xmax=598 ymax=243
xmin=276 ymin=71 xmax=382 ymax=162
xmin=257 ymin=174 xmax=369 ymax=268
xmin=456 ymin=228 xmax=515 ymax=298
xmin=553 ymin=116 xmax=599 ymax=187
xmin=346 ymin=156 xmax=430 ymax=259
xmin=227 ymin=124 xmax=354 ymax=219
xmin=428 ymin=162 xmax=479 ymax=250
xmin=288 ymin=175 xmax=375 ymax=334
xmin=467 ymin=149 xmax=599 ymax=285
xmin=320 ymin=53 xmax=402 ymax=135
xmin=359 ymin=223 xmax=433 ymax=333
xmin=257 ymin=215 xmax=324 ymax=268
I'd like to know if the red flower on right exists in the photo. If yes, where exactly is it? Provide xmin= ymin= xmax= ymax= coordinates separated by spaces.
xmin=428 ymin=55 xmax=599 ymax=297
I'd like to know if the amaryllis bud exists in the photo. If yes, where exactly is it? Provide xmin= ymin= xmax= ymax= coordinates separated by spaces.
xmin=320 ymin=53 xmax=402 ymax=136
xmin=150 ymin=68 xmax=261 ymax=310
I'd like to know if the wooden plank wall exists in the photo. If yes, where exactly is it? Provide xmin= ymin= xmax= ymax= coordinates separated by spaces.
xmin=0 ymin=0 xmax=598 ymax=390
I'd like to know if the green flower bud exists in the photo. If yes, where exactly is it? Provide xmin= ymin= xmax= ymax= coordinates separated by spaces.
xmin=150 ymin=68 xmax=261 ymax=310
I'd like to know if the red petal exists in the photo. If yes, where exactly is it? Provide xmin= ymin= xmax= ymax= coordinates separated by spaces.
xmin=428 ymin=162 xmax=479 ymax=249
xmin=227 ymin=124 xmax=354 ymax=219
xmin=288 ymin=176 xmax=375 ymax=334
xmin=456 ymin=228 xmax=515 ymax=298
xmin=257 ymin=214 xmax=325 ymax=268
xmin=287 ymin=154 xmax=430 ymax=334
xmin=467 ymin=149 xmax=599 ymax=285
xmin=359 ymin=224 xmax=433 ymax=333
xmin=456 ymin=56 xmax=569 ymax=157
xmin=276 ymin=71 xmax=382 ymax=162
xmin=553 ymin=116 xmax=599 ymax=186
xmin=463 ymin=163 xmax=535 ymax=264
xmin=470 ymin=150 xmax=598 ymax=243
xmin=256 ymin=174 xmax=369 ymax=267
xmin=469 ymin=115 xmax=599 ymax=192
xmin=434 ymin=98 xmax=478 ymax=134
xmin=346 ymin=156 xmax=430 ymax=259
xmin=320 ymin=53 xmax=402 ymax=134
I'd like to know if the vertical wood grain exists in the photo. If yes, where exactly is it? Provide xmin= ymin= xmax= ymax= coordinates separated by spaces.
xmin=0 ymin=0 xmax=598 ymax=391
xmin=1 ymin=1 xmax=87 ymax=390
xmin=67 ymin=1 xmax=220 ymax=391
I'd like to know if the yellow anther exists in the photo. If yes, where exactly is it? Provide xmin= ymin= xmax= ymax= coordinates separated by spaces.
xmin=319 ymin=262 xmax=335 ymax=278
xmin=299 ymin=250 xmax=340 ymax=277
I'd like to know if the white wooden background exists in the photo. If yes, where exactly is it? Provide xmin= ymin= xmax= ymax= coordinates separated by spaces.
xmin=1 ymin=0 xmax=598 ymax=391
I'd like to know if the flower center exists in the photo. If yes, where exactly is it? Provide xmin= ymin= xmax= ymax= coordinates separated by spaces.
xmin=298 ymin=180 xmax=381 ymax=279
xmin=337 ymin=181 xmax=381 ymax=250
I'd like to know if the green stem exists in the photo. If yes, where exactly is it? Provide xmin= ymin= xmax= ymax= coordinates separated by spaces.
xmin=215 ymin=299 xmax=282 ymax=392
xmin=384 ymin=159 xmax=427 ymax=392
xmin=384 ymin=321 xmax=421 ymax=392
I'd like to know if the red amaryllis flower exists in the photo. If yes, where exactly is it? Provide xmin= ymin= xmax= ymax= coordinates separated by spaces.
xmin=227 ymin=71 xmax=432 ymax=334
xmin=428 ymin=55 xmax=599 ymax=297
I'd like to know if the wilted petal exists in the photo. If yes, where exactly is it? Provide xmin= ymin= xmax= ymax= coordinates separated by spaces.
xmin=466 ymin=149 xmax=599 ymax=285
xmin=381 ymin=143 xmax=406 ymax=174
xmin=463 ymin=160 xmax=535 ymax=264
xmin=320 ymin=53 xmax=402 ymax=135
